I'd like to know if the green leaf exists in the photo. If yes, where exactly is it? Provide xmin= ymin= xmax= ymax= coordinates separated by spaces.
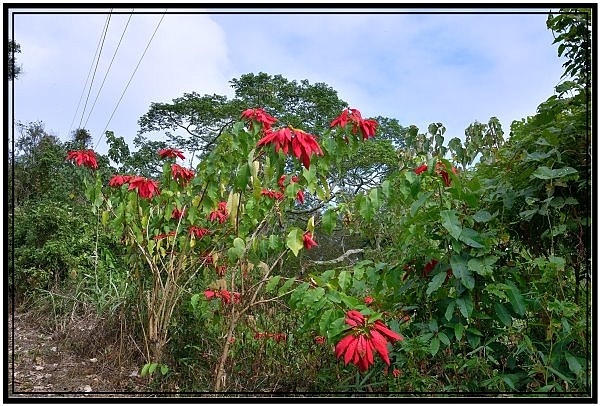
xmin=338 ymin=270 xmax=350 ymax=291
xmin=289 ymin=282 xmax=310 ymax=307
xmin=148 ymin=362 xmax=158 ymax=375
xmin=429 ymin=336 xmax=440 ymax=355
xmin=426 ymin=271 xmax=447 ymax=296
xmin=468 ymin=256 xmax=498 ymax=276
xmin=411 ymin=192 xmax=433 ymax=217
xmin=506 ymin=283 xmax=526 ymax=316
xmin=445 ymin=301 xmax=456 ymax=321
xmin=458 ymin=227 xmax=484 ymax=248
xmin=265 ymin=275 xmax=281 ymax=293
xmin=286 ymin=228 xmax=304 ymax=257
xmin=369 ymin=188 xmax=380 ymax=209
xmin=140 ymin=363 xmax=151 ymax=377
xmin=381 ymin=180 xmax=391 ymax=198
xmin=160 ymin=364 xmax=169 ymax=375
xmin=472 ymin=210 xmax=493 ymax=223
xmin=532 ymin=165 xmax=578 ymax=180
xmin=322 ymin=209 xmax=337 ymax=235
xmin=451 ymin=255 xmax=474 ymax=290
xmin=319 ymin=308 xmax=335 ymax=335
xmin=565 ymin=352 xmax=583 ymax=375
xmin=454 ymin=323 xmax=464 ymax=341
xmin=456 ymin=296 xmax=474 ymax=320
xmin=278 ymin=277 xmax=296 ymax=296
xmin=440 ymin=210 xmax=462 ymax=240
xmin=438 ymin=332 xmax=450 ymax=346
xmin=494 ymin=303 xmax=512 ymax=326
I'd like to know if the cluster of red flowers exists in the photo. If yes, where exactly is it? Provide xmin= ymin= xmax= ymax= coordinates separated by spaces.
xmin=278 ymin=174 xmax=304 ymax=204
xmin=189 ymin=225 xmax=210 ymax=238
xmin=257 ymin=126 xmax=323 ymax=169
xmin=330 ymin=108 xmax=378 ymax=141
xmin=172 ymin=207 xmax=185 ymax=220
xmin=158 ymin=148 xmax=186 ymax=160
xmin=204 ymin=289 xmax=241 ymax=305
xmin=335 ymin=310 xmax=403 ymax=372
xmin=108 ymin=174 xmax=160 ymax=199
xmin=171 ymin=163 xmax=195 ymax=186
xmin=241 ymin=108 xmax=277 ymax=132
xmin=208 ymin=201 xmax=229 ymax=224
xmin=254 ymin=332 xmax=287 ymax=343
xmin=67 ymin=150 xmax=98 ymax=169
xmin=303 ymin=232 xmax=318 ymax=250
xmin=414 ymin=162 xmax=458 ymax=187
xmin=261 ymin=189 xmax=285 ymax=201
xmin=364 ymin=296 xmax=374 ymax=305
xmin=153 ymin=231 xmax=177 ymax=240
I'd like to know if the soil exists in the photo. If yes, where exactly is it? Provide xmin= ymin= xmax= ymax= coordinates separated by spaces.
xmin=6 ymin=306 xmax=157 ymax=399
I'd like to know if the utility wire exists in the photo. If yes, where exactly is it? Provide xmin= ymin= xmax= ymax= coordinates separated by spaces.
xmin=96 ymin=10 xmax=167 ymax=149
xmin=83 ymin=10 xmax=134 ymax=130
xmin=67 ymin=13 xmax=111 ymax=137
xmin=78 ymin=12 xmax=112 ymax=131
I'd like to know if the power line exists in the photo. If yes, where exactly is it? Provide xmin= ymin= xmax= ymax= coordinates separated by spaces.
xmin=77 ymin=12 xmax=112 ymax=131
xmin=83 ymin=10 xmax=134 ymax=130
xmin=96 ymin=10 xmax=167 ymax=149
xmin=67 ymin=13 xmax=111 ymax=137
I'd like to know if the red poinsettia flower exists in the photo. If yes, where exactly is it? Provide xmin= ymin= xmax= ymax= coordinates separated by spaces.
xmin=208 ymin=202 xmax=229 ymax=223
xmin=172 ymin=207 xmax=185 ymax=220
xmin=158 ymin=148 xmax=185 ymax=160
xmin=67 ymin=149 xmax=98 ymax=169
xmin=171 ymin=163 xmax=195 ymax=185
xmin=257 ymin=127 xmax=293 ymax=154
xmin=290 ymin=128 xmax=323 ymax=169
xmin=335 ymin=310 xmax=403 ymax=372
xmin=364 ymin=296 xmax=374 ymax=305
xmin=422 ymin=259 xmax=439 ymax=277
xmin=241 ymin=108 xmax=277 ymax=131
xmin=303 ymin=232 xmax=318 ymax=250
xmin=331 ymin=108 xmax=378 ymax=141
xmin=127 ymin=176 xmax=160 ymax=199
xmin=108 ymin=174 xmax=133 ymax=187
xmin=188 ymin=225 xmax=210 ymax=238
xmin=296 ymin=189 xmax=305 ymax=204
xmin=261 ymin=189 xmax=285 ymax=201
xmin=435 ymin=162 xmax=458 ymax=187
xmin=153 ymin=231 xmax=177 ymax=240
xmin=256 ymin=127 xmax=323 ymax=169
xmin=414 ymin=164 xmax=428 ymax=175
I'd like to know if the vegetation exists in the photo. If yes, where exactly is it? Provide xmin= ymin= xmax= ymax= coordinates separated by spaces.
xmin=9 ymin=9 xmax=591 ymax=397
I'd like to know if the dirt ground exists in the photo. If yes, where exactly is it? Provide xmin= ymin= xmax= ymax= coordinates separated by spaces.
xmin=6 ymin=306 xmax=157 ymax=399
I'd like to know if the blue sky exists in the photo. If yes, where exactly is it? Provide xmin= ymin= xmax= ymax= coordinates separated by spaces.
xmin=9 ymin=7 xmax=567 ymax=157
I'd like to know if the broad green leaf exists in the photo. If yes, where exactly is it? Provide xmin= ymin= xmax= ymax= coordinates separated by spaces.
xmin=426 ymin=272 xmax=447 ymax=296
xmin=456 ymin=296 xmax=474 ymax=319
xmin=289 ymin=282 xmax=310 ymax=307
xmin=445 ymin=301 xmax=456 ymax=321
xmin=440 ymin=210 xmax=462 ymax=240
xmin=411 ymin=192 xmax=433 ymax=218
xmin=451 ymin=255 xmax=474 ymax=290
xmin=506 ymin=283 xmax=526 ymax=316
xmin=148 ymin=362 xmax=158 ymax=375
xmin=565 ymin=352 xmax=583 ymax=374
xmin=160 ymin=364 xmax=169 ymax=375
xmin=472 ymin=210 xmax=493 ymax=223
xmin=319 ymin=308 xmax=335 ymax=335
xmin=438 ymin=332 xmax=450 ymax=346
xmin=381 ymin=180 xmax=391 ymax=198
xmin=286 ymin=228 xmax=304 ymax=257
xmin=265 ymin=275 xmax=282 ymax=293
xmin=454 ymin=323 xmax=464 ymax=341
xmin=278 ymin=277 xmax=296 ymax=296
xmin=369 ymin=188 xmax=380 ymax=209
xmin=468 ymin=256 xmax=498 ymax=276
xmin=322 ymin=209 xmax=337 ymax=234
xmin=429 ymin=336 xmax=440 ymax=355
xmin=494 ymin=303 xmax=512 ymax=326
xmin=532 ymin=165 xmax=578 ymax=180
xmin=459 ymin=227 xmax=484 ymax=248
xmin=338 ymin=270 xmax=350 ymax=291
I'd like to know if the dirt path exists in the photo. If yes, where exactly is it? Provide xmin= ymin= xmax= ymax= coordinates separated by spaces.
xmin=7 ymin=307 xmax=151 ymax=398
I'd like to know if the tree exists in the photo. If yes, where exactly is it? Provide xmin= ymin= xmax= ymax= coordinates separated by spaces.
xmin=8 ymin=40 xmax=22 ymax=81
